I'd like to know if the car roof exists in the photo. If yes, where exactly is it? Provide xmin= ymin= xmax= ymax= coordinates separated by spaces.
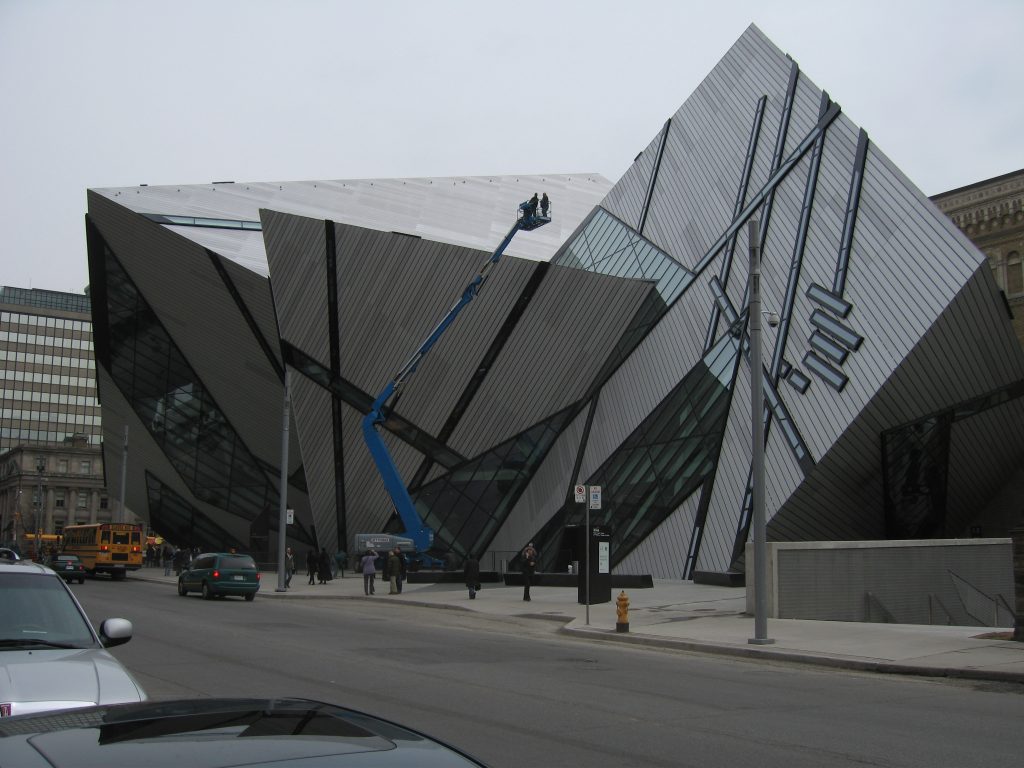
xmin=0 ymin=560 xmax=55 ymax=575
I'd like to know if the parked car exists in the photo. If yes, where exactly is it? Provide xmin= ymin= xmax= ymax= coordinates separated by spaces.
xmin=0 ymin=560 xmax=146 ymax=717
xmin=44 ymin=553 xmax=87 ymax=584
xmin=177 ymin=552 xmax=261 ymax=601
xmin=0 ymin=697 xmax=489 ymax=766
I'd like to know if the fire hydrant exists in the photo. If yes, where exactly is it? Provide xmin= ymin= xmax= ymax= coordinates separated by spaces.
xmin=615 ymin=590 xmax=630 ymax=633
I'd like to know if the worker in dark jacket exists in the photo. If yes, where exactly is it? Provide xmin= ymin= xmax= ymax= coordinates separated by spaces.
xmin=464 ymin=553 xmax=481 ymax=599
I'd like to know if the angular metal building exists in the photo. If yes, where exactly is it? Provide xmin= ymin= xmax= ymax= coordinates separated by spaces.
xmin=85 ymin=25 xmax=1024 ymax=579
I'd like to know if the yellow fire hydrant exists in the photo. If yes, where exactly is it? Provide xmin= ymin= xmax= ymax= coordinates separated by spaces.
xmin=615 ymin=590 xmax=630 ymax=633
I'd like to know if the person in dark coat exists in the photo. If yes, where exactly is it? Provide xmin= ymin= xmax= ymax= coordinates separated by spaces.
xmin=521 ymin=542 xmax=538 ymax=601
xmin=392 ymin=548 xmax=407 ymax=594
xmin=317 ymin=548 xmax=332 ymax=584
xmin=306 ymin=548 xmax=318 ymax=585
xmin=527 ymin=193 xmax=539 ymax=218
xmin=540 ymin=192 xmax=549 ymax=218
xmin=464 ymin=553 xmax=481 ymax=599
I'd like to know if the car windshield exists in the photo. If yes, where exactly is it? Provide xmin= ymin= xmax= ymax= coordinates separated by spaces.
xmin=0 ymin=572 xmax=97 ymax=648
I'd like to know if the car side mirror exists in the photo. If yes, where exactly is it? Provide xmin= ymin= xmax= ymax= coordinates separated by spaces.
xmin=99 ymin=617 xmax=134 ymax=648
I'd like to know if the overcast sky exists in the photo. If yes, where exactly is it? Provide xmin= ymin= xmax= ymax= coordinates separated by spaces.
xmin=2 ymin=0 xmax=1021 ymax=294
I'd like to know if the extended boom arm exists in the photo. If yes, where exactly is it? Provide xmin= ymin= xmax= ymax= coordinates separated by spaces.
xmin=362 ymin=203 xmax=550 ymax=553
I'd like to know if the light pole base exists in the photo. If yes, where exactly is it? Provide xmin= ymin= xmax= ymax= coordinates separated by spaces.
xmin=748 ymin=637 xmax=775 ymax=645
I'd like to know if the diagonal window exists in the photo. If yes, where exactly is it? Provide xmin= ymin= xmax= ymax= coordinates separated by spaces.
xmin=98 ymin=237 xmax=283 ymax=526
xmin=531 ymin=333 xmax=740 ymax=570
xmin=411 ymin=404 xmax=584 ymax=559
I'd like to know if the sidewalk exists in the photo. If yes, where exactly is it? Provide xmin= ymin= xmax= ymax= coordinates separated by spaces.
xmin=134 ymin=568 xmax=1024 ymax=685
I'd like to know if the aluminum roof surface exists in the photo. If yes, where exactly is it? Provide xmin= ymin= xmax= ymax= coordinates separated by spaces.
xmin=90 ymin=174 xmax=611 ymax=276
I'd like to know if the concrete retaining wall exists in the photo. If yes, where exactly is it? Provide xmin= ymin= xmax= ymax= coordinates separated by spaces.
xmin=745 ymin=539 xmax=1015 ymax=626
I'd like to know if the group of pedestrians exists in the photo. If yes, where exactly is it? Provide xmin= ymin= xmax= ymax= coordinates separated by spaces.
xmin=305 ymin=547 xmax=337 ymax=585
xmin=285 ymin=541 xmax=542 ymax=601
xmin=358 ymin=547 xmax=408 ymax=595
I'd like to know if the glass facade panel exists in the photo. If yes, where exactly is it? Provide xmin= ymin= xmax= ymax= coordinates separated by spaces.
xmin=554 ymin=208 xmax=694 ymax=305
xmin=145 ymin=472 xmax=243 ymax=552
xmin=411 ymin=405 xmax=581 ymax=559
xmin=99 ymin=239 xmax=279 ymax=526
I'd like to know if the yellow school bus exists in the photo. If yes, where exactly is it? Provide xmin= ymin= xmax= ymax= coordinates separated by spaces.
xmin=20 ymin=533 xmax=63 ymax=561
xmin=62 ymin=523 xmax=144 ymax=579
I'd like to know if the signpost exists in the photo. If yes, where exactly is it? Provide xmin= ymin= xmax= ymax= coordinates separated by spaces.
xmin=585 ymin=485 xmax=601 ymax=625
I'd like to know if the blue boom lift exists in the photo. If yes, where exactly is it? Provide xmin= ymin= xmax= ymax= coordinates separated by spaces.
xmin=360 ymin=199 xmax=551 ymax=564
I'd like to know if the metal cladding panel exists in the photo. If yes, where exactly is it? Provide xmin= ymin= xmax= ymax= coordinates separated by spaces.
xmin=571 ymin=22 xmax=1024 ymax=578
xmin=289 ymin=375 xmax=338 ymax=550
xmin=261 ymin=210 xmax=331 ymax=365
xmin=580 ymin=276 xmax=719 ymax=483
xmin=764 ymin=266 xmax=1024 ymax=556
xmin=163 ymin=226 xmax=268 ymax=276
xmin=88 ymin=194 xmax=285 ymax=468
xmin=489 ymin=404 xmax=589 ymax=558
xmin=450 ymin=267 xmax=656 ymax=457
xmin=601 ymin=131 xmax=660 ymax=232
xmin=90 ymin=174 xmax=612 ymax=271
xmin=330 ymin=224 xmax=527 ymax=434
xmin=217 ymin=255 xmax=284 ymax=377
xmin=615 ymin=492 xmax=701 ymax=578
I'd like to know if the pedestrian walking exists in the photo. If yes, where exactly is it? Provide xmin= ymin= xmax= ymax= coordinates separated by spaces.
xmin=464 ymin=553 xmax=481 ymax=599
xmin=306 ymin=548 xmax=317 ymax=585
xmin=361 ymin=549 xmax=377 ymax=595
xmin=387 ymin=549 xmax=401 ymax=594
xmin=394 ymin=548 xmax=407 ymax=593
xmin=284 ymin=547 xmax=295 ymax=588
xmin=521 ymin=542 xmax=538 ymax=601
xmin=317 ymin=548 xmax=332 ymax=584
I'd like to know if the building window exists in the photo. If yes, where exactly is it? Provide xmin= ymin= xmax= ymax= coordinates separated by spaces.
xmin=55 ymin=490 xmax=66 ymax=508
xmin=58 ymin=459 xmax=68 ymax=473
xmin=100 ymin=496 xmax=109 ymax=509
xmin=77 ymin=491 xmax=88 ymax=509
xmin=80 ymin=459 xmax=91 ymax=474
xmin=1007 ymin=251 xmax=1022 ymax=296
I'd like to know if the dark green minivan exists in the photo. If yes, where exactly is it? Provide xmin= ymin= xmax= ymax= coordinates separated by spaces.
xmin=177 ymin=553 xmax=261 ymax=601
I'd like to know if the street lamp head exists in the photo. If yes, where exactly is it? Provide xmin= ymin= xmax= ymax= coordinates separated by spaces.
xmin=764 ymin=312 xmax=780 ymax=328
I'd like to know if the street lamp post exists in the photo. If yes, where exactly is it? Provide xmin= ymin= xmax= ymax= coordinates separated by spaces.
xmin=747 ymin=219 xmax=774 ymax=646
xmin=35 ymin=456 xmax=45 ymax=561
xmin=276 ymin=367 xmax=291 ymax=592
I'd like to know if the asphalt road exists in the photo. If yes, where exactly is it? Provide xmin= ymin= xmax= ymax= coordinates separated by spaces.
xmin=74 ymin=577 xmax=1024 ymax=768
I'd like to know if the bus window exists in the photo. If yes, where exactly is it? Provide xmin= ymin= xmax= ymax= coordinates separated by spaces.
xmin=101 ymin=531 xmax=110 ymax=544
xmin=113 ymin=531 xmax=130 ymax=545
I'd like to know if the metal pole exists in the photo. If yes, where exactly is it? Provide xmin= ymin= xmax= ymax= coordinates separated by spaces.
xmin=118 ymin=425 xmax=129 ymax=524
xmin=748 ymin=219 xmax=774 ymax=645
xmin=585 ymin=491 xmax=591 ymax=626
xmin=35 ymin=460 xmax=43 ymax=559
xmin=276 ymin=367 xmax=291 ymax=592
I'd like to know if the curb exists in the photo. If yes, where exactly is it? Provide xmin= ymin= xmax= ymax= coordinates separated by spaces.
xmin=560 ymin=625 xmax=1024 ymax=685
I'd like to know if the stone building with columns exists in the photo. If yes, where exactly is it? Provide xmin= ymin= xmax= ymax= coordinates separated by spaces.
xmin=932 ymin=169 xmax=1024 ymax=346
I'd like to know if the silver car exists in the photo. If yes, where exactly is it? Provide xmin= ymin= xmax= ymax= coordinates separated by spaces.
xmin=0 ymin=560 xmax=146 ymax=717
